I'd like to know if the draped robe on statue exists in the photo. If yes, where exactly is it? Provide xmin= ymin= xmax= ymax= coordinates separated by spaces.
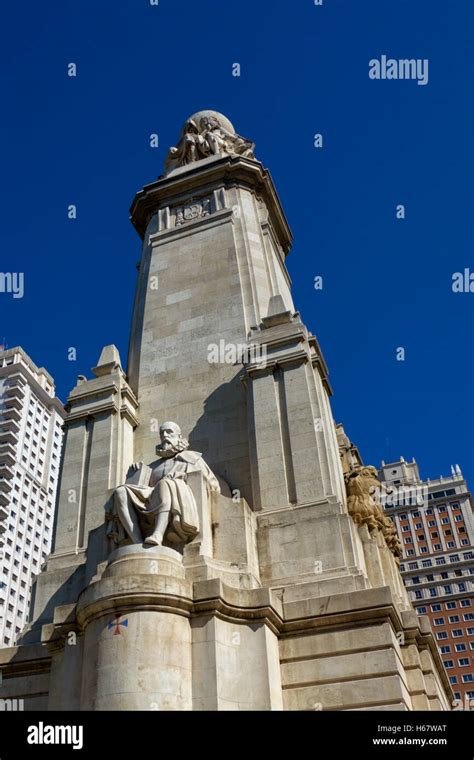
xmin=106 ymin=450 xmax=220 ymax=544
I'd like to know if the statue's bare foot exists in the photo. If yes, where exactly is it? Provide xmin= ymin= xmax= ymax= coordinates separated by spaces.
xmin=144 ymin=534 xmax=163 ymax=546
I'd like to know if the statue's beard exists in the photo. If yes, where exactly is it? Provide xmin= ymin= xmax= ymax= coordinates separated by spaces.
xmin=156 ymin=438 xmax=188 ymax=459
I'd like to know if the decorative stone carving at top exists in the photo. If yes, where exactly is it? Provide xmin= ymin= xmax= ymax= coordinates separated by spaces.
xmin=175 ymin=197 xmax=211 ymax=226
xmin=165 ymin=110 xmax=255 ymax=173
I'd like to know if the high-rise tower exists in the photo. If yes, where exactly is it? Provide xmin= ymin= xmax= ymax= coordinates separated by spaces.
xmin=0 ymin=348 xmax=65 ymax=648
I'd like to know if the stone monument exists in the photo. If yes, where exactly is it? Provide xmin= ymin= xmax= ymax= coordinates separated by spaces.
xmin=0 ymin=111 xmax=452 ymax=711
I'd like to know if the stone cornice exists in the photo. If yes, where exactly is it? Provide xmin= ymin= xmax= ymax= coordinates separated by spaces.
xmin=149 ymin=206 xmax=235 ymax=247
xmin=130 ymin=155 xmax=293 ymax=255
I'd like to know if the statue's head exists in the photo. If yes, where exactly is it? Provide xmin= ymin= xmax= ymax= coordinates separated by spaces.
xmin=183 ymin=118 xmax=199 ymax=135
xmin=200 ymin=115 xmax=220 ymax=131
xmin=156 ymin=421 xmax=189 ymax=459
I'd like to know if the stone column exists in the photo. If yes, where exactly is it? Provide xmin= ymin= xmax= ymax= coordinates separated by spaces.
xmin=77 ymin=546 xmax=193 ymax=711
xmin=27 ymin=346 xmax=138 ymax=638
xmin=127 ymin=155 xmax=294 ymax=504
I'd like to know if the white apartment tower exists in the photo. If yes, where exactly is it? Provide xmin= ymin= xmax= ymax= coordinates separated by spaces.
xmin=0 ymin=347 xmax=65 ymax=647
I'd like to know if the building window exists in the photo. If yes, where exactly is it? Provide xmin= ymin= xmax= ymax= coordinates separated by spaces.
xmin=463 ymin=613 xmax=474 ymax=621
xmin=443 ymin=660 xmax=454 ymax=668
xmin=461 ymin=600 xmax=472 ymax=608
xmin=422 ymin=560 xmax=432 ymax=568
xmin=443 ymin=585 xmax=452 ymax=594
xmin=405 ymin=537 xmax=412 ymax=544
xmin=452 ymin=630 xmax=463 ymax=638
xmin=440 ymin=646 xmax=451 ymax=654
xmin=417 ymin=607 xmax=427 ymax=614
xmin=458 ymin=658 xmax=470 ymax=667
xmin=448 ymin=616 xmax=460 ymax=624
xmin=433 ymin=544 xmax=442 ymax=551
xmin=446 ymin=601 xmax=457 ymax=610
xmin=414 ymin=590 xmax=423 ymax=600
xmin=420 ymin=547 xmax=428 ymax=554
xmin=434 ymin=618 xmax=445 ymax=626
xmin=455 ymin=644 xmax=467 ymax=652
xmin=462 ymin=675 xmax=474 ymax=683
xmin=436 ymin=632 xmax=448 ymax=640
xmin=408 ymin=562 xmax=418 ymax=570
xmin=449 ymin=676 xmax=458 ymax=685
xmin=429 ymin=588 xmax=437 ymax=597
xmin=431 ymin=604 xmax=442 ymax=612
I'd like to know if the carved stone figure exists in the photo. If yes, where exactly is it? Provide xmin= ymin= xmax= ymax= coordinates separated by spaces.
xmin=345 ymin=465 xmax=382 ymax=532
xmin=165 ymin=110 xmax=255 ymax=172
xmin=106 ymin=421 xmax=220 ymax=547
xmin=345 ymin=464 xmax=402 ymax=560
xmin=380 ymin=512 xmax=403 ymax=561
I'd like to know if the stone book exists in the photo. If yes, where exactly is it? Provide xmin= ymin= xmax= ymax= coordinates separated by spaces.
xmin=126 ymin=462 xmax=152 ymax=488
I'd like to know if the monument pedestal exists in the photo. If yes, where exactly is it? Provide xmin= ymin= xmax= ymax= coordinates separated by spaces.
xmin=77 ymin=545 xmax=192 ymax=711
xmin=0 ymin=110 xmax=453 ymax=711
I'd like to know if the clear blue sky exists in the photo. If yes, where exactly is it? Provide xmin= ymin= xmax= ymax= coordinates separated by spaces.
xmin=1 ymin=0 xmax=472 ymax=484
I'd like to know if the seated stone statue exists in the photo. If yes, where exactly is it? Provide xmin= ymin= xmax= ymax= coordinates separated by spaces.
xmin=106 ymin=422 xmax=220 ymax=548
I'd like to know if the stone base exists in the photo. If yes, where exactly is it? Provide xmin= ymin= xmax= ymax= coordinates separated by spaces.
xmin=0 ymin=578 xmax=452 ymax=711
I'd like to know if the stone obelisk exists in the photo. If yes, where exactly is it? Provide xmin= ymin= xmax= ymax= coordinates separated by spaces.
xmin=0 ymin=111 xmax=452 ymax=711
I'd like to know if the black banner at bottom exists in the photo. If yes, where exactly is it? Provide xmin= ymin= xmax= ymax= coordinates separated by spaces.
xmin=0 ymin=710 xmax=471 ymax=757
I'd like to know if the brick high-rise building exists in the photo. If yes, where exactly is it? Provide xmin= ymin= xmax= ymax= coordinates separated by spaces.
xmin=0 ymin=348 xmax=65 ymax=647
xmin=379 ymin=458 xmax=474 ymax=706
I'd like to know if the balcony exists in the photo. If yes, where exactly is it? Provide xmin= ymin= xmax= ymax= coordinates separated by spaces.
xmin=0 ymin=417 xmax=20 ymax=434
xmin=1 ymin=394 xmax=22 ymax=411
xmin=0 ymin=489 xmax=11 ymax=507
xmin=1 ymin=406 xmax=22 ymax=423
xmin=0 ymin=464 xmax=14 ymax=482
xmin=0 ymin=443 xmax=15 ymax=468
xmin=4 ymin=382 xmax=25 ymax=398
xmin=0 ymin=475 xmax=12 ymax=508
xmin=0 ymin=429 xmax=17 ymax=445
